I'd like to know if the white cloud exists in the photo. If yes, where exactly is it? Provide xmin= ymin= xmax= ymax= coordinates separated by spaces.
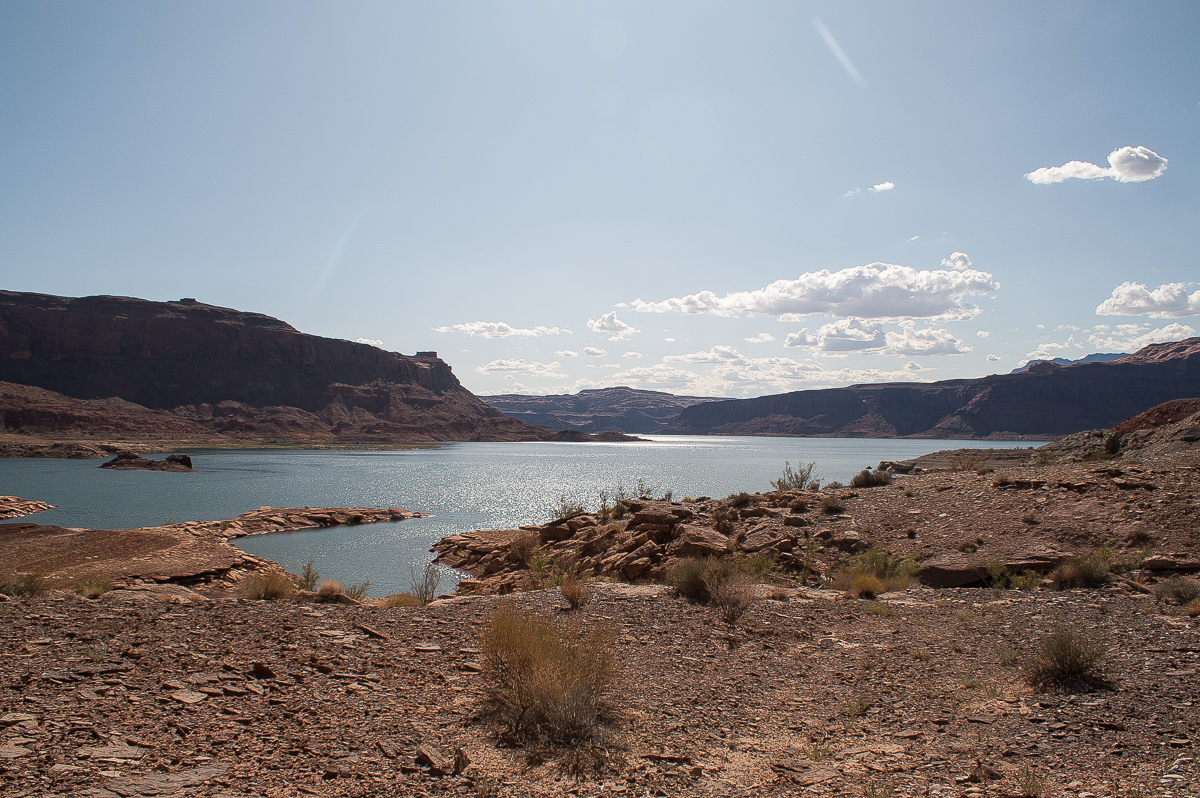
xmin=868 ymin=181 xmax=895 ymax=192
xmin=1025 ymin=145 xmax=1168 ymax=185
xmin=1024 ymin=340 xmax=1074 ymax=362
xmin=940 ymin=252 xmax=971 ymax=270
xmin=907 ymin=235 xmax=921 ymax=241
xmin=586 ymin=310 xmax=639 ymax=340
xmin=623 ymin=351 xmax=644 ymax=358
xmin=742 ymin=332 xmax=776 ymax=343
xmin=433 ymin=321 xmax=570 ymax=339
xmin=664 ymin=337 xmax=676 ymax=342
xmin=1087 ymin=322 xmax=1195 ymax=351
xmin=1096 ymin=281 xmax=1200 ymax=319
xmin=555 ymin=349 xmax=579 ymax=357
xmin=355 ymin=337 xmax=383 ymax=347
xmin=583 ymin=347 xmax=608 ymax=357
xmin=844 ymin=187 xmax=861 ymax=197
xmin=632 ymin=255 xmax=997 ymax=322
xmin=474 ymin=359 xmax=564 ymax=378
xmin=784 ymin=319 xmax=971 ymax=356
xmin=986 ymin=354 xmax=1001 ymax=362
xmin=976 ymin=330 xmax=990 ymax=338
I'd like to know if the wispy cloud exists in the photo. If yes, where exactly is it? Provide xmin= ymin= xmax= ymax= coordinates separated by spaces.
xmin=631 ymin=255 xmax=998 ymax=322
xmin=742 ymin=332 xmax=775 ymax=343
xmin=433 ymin=321 xmax=570 ymax=338
xmin=1025 ymin=145 xmax=1167 ymax=184
xmin=1087 ymin=322 xmax=1195 ymax=351
xmin=475 ymin=359 xmax=564 ymax=378
xmin=355 ymin=337 xmax=383 ymax=347
xmin=623 ymin=351 xmax=644 ymax=358
xmin=586 ymin=310 xmax=639 ymax=340
xmin=1096 ymin=281 xmax=1200 ymax=318
xmin=814 ymin=18 xmax=866 ymax=88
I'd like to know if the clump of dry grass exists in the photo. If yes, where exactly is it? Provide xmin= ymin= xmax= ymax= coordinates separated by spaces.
xmin=849 ymin=468 xmax=892 ymax=488
xmin=508 ymin=532 xmax=541 ymax=566
xmin=834 ymin=547 xmax=918 ymax=596
xmin=381 ymin=592 xmax=422 ymax=607
xmin=819 ymin=495 xmax=845 ymax=514
xmin=0 ymin=573 xmax=46 ymax=598
xmin=1053 ymin=554 xmax=1110 ymax=588
xmin=343 ymin=581 xmax=372 ymax=601
xmin=74 ymin=579 xmax=113 ymax=599
xmin=1153 ymin=575 xmax=1200 ymax=605
xmin=479 ymin=606 xmax=617 ymax=744
xmin=317 ymin=580 xmax=344 ymax=601
xmin=1184 ymin=598 xmax=1200 ymax=617
xmin=709 ymin=571 xmax=755 ymax=624
xmin=407 ymin=563 xmax=443 ymax=604
xmin=667 ymin=557 xmax=759 ymax=623
xmin=242 ymin=571 xmax=296 ymax=601
xmin=1023 ymin=625 xmax=1109 ymax=689
xmin=849 ymin=574 xmax=884 ymax=599
xmin=726 ymin=491 xmax=752 ymax=508
xmin=560 ymin=575 xmax=592 ymax=611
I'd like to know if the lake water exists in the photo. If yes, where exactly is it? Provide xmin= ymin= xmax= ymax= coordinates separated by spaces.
xmin=0 ymin=436 xmax=1041 ymax=596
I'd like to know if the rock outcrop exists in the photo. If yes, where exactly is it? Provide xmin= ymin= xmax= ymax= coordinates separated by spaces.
xmin=100 ymin=452 xmax=194 ymax=471
xmin=481 ymin=387 xmax=723 ymax=433
xmin=0 ymin=290 xmax=577 ymax=444
xmin=662 ymin=337 xmax=1200 ymax=439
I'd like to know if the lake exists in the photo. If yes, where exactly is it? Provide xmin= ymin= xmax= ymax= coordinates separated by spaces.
xmin=0 ymin=436 xmax=1041 ymax=596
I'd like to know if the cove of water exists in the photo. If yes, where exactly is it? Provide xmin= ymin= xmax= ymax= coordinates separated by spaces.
xmin=0 ymin=436 xmax=1042 ymax=596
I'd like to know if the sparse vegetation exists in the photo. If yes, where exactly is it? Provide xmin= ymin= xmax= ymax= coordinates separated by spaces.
xmin=0 ymin=573 xmax=46 ymax=598
xmin=1054 ymin=553 xmax=1111 ymax=588
xmin=74 ymin=579 xmax=113 ymax=599
xmin=726 ymin=491 xmax=752 ymax=507
xmin=1153 ymin=575 xmax=1200 ymax=605
xmin=709 ymin=570 xmax=756 ymax=624
xmin=317 ymin=580 xmax=344 ymax=601
xmin=406 ymin=562 xmax=443 ymax=605
xmin=85 ymin=646 xmax=106 ymax=663
xmin=848 ymin=574 xmax=884 ymax=599
xmin=381 ymin=592 xmax=422 ymax=607
xmin=298 ymin=560 xmax=320 ymax=591
xmin=667 ymin=556 xmax=760 ymax=622
xmin=343 ymin=581 xmax=372 ymax=600
xmin=1010 ymin=570 xmax=1042 ymax=591
xmin=997 ymin=645 xmax=1020 ymax=666
xmin=508 ymin=531 xmax=541 ymax=566
xmin=819 ymin=495 xmax=845 ymax=514
xmin=551 ymin=495 xmax=586 ymax=521
xmin=1184 ymin=598 xmax=1200 ymax=617
xmin=478 ymin=606 xmax=617 ymax=744
xmin=1015 ymin=765 xmax=1046 ymax=797
xmin=836 ymin=547 xmax=918 ymax=595
xmin=787 ymin=496 xmax=809 ymax=512
xmin=849 ymin=468 xmax=892 ymax=488
xmin=242 ymin=571 xmax=296 ymax=601
xmin=560 ymin=575 xmax=592 ymax=611
xmin=771 ymin=461 xmax=820 ymax=491
xmin=1024 ymin=625 xmax=1108 ymax=688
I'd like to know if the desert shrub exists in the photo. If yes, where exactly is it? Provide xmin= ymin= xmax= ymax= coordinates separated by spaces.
xmin=1010 ymin=570 xmax=1042 ymax=591
xmin=771 ymin=461 xmax=819 ymax=491
xmin=956 ymin=540 xmax=979 ymax=553
xmin=560 ymin=575 xmax=592 ymax=611
xmin=709 ymin=570 xmax=756 ymax=624
xmin=788 ymin=497 xmax=809 ymax=513
xmin=985 ymin=559 xmax=1008 ymax=588
xmin=551 ymin=495 xmax=586 ymax=522
xmin=242 ymin=571 xmax=296 ymax=601
xmin=849 ymin=575 xmax=884 ymax=599
xmin=479 ymin=606 xmax=617 ymax=744
xmin=343 ymin=581 xmax=372 ymax=600
xmin=75 ymin=579 xmax=113 ymax=599
xmin=819 ymin=495 xmax=845 ymax=514
xmin=849 ymin=468 xmax=892 ymax=489
xmin=298 ymin=561 xmax=320 ymax=591
xmin=381 ymin=592 xmax=422 ymax=607
xmin=508 ymin=531 xmax=541 ymax=566
xmin=317 ymin=580 xmax=344 ymax=601
xmin=1023 ymin=625 xmax=1108 ymax=688
xmin=407 ymin=562 xmax=443 ymax=604
xmin=1184 ymin=598 xmax=1200 ymax=617
xmin=726 ymin=491 xmax=752 ymax=508
xmin=0 ymin=573 xmax=46 ymax=598
xmin=741 ymin=552 xmax=780 ymax=581
xmin=667 ymin=556 xmax=762 ymax=619
xmin=1015 ymin=765 xmax=1045 ymax=798
xmin=668 ymin=557 xmax=724 ymax=602
xmin=1054 ymin=553 xmax=1110 ymax=588
xmin=1154 ymin=575 xmax=1200 ymax=605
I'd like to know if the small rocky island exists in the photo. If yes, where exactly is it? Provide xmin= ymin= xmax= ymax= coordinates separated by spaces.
xmin=99 ymin=451 xmax=194 ymax=471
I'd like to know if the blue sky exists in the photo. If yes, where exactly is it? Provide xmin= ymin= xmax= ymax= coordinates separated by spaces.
xmin=1 ymin=1 xmax=1197 ymax=397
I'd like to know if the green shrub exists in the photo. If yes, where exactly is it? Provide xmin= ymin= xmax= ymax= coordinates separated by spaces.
xmin=551 ymin=495 xmax=586 ymax=522
xmin=242 ymin=571 xmax=296 ymax=600
xmin=343 ymin=581 xmax=372 ymax=600
xmin=1154 ymin=575 xmax=1200 ymax=605
xmin=836 ymin=547 xmax=918 ymax=594
xmin=1010 ymin=570 xmax=1042 ymax=591
xmin=508 ymin=532 xmax=541 ymax=566
xmin=849 ymin=468 xmax=892 ymax=488
xmin=74 ymin=579 xmax=113 ymax=599
xmin=1023 ymin=625 xmax=1108 ymax=688
xmin=298 ymin=560 xmax=320 ymax=591
xmin=479 ymin=607 xmax=617 ymax=743
xmin=771 ymin=461 xmax=819 ymax=491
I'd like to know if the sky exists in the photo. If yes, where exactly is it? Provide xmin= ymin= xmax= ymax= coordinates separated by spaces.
xmin=1 ymin=1 xmax=1198 ymax=398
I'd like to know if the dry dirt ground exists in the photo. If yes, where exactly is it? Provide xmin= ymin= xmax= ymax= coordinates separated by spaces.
xmin=1 ymin=580 xmax=1198 ymax=798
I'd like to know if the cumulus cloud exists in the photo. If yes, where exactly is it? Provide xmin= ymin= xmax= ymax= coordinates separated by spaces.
xmin=555 ymin=349 xmax=579 ymax=357
xmin=941 ymin=252 xmax=971 ymax=270
xmin=1087 ymin=322 xmax=1195 ymax=352
xmin=632 ymin=256 xmax=997 ymax=322
xmin=869 ymin=181 xmax=895 ymax=192
xmin=583 ymin=347 xmax=608 ymax=357
xmin=1024 ymin=340 xmax=1076 ymax=362
xmin=586 ymin=311 xmax=639 ymax=340
xmin=474 ymin=359 xmax=564 ymax=378
xmin=355 ymin=337 xmax=383 ymax=347
xmin=743 ymin=332 xmax=776 ymax=343
xmin=623 ymin=351 xmax=644 ymax=358
xmin=433 ymin=321 xmax=570 ymax=338
xmin=784 ymin=319 xmax=971 ymax=356
xmin=1025 ymin=145 xmax=1167 ymax=184
xmin=1096 ymin=281 xmax=1200 ymax=319
xmin=976 ymin=330 xmax=990 ymax=338
xmin=986 ymin=354 xmax=1001 ymax=362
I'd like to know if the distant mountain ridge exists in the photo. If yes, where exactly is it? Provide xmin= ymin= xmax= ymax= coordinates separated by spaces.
xmin=1011 ymin=352 xmax=1127 ymax=373
xmin=662 ymin=338 xmax=1200 ymax=439
xmin=481 ymin=386 xmax=723 ymax=434
xmin=0 ymin=290 xmax=560 ymax=443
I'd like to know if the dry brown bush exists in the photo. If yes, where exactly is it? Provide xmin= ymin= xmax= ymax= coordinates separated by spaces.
xmin=819 ymin=495 xmax=845 ymax=514
xmin=242 ymin=572 xmax=295 ymax=601
xmin=1023 ymin=625 xmax=1108 ymax=688
xmin=1153 ymin=575 xmax=1200 ymax=605
xmin=1185 ymin=598 xmax=1200 ymax=617
xmin=479 ymin=606 xmax=617 ymax=744
xmin=74 ymin=579 xmax=113 ymax=599
xmin=560 ymin=576 xmax=592 ymax=611
xmin=708 ymin=571 xmax=756 ymax=624
xmin=508 ymin=532 xmax=541 ymax=566
xmin=317 ymin=580 xmax=344 ymax=601
xmin=1053 ymin=554 xmax=1110 ymax=588
xmin=0 ymin=573 xmax=45 ymax=598
xmin=848 ymin=574 xmax=884 ymax=599
xmin=381 ymin=592 xmax=422 ymax=607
